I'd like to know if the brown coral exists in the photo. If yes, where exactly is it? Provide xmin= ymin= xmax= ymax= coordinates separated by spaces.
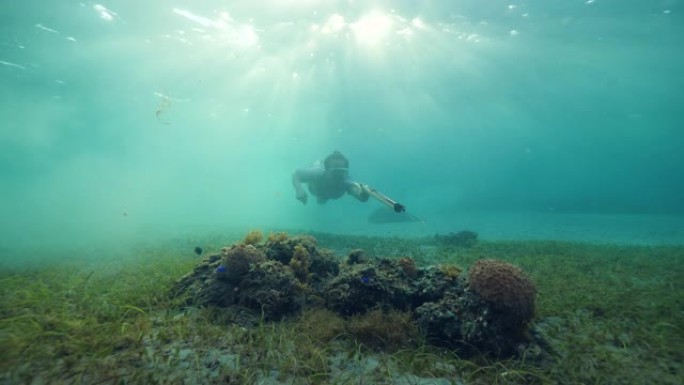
xmin=267 ymin=231 xmax=288 ymax=243
xmin=243 ymin=230 xmax=263 ymax=245
xmin=222 ymin=244 xmax=266 ymax=284
xmin=397 ymin=257 xmax=418 ymax=278
xmin=239 ymin=260 xmax=302 ymax=319
xmin=468 ymin=259 xmax=536 ymax=324
xmin=289 ymin=244 xmax=312 ymax=282
xmin=438 ymin=264 xmax=462 ymax=280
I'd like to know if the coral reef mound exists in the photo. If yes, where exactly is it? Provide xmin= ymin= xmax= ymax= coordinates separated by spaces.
xmin=172 ymin=232 xmax=546 ymax=359
xmin=468 ymin=259 xmax=537 ymax=324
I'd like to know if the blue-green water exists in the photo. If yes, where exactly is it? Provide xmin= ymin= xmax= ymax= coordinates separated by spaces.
xmin=2 ymin=0 xmax=683 ymax=250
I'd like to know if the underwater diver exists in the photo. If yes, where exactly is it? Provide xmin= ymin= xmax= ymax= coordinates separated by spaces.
xmin=291 ymin=151 xmax=406 ymax=213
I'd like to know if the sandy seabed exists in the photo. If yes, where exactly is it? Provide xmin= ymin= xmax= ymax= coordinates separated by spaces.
xmin=1 ymin=212 xmax=683 ymax=384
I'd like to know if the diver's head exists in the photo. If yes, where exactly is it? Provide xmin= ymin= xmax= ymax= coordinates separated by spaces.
xmin=324 ymin=151 xmax=349 ymax=180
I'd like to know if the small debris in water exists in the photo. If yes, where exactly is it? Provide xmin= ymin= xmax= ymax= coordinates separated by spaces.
xmin=194 ymin=246 xmax=203 ymax=255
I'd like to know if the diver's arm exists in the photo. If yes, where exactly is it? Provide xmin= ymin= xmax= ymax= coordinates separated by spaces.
xmin=292 ymin=171 xmax=308 ymax=204
xmin=357 ymin=183 xmax=406 ymax=212
xmin=348 ymin=182 xmax=370 ymax=202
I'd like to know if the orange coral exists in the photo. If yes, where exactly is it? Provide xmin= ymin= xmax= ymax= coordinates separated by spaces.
xmin=468 ymin=259 xmax=536 ymax=324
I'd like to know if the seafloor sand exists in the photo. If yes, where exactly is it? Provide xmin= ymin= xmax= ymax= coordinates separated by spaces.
xmin=1 ymin=219 xmax=683 ymax=384
xmin=310 ymin=211 xmax=684 ymax=245
xmin=2 ymin=211 xmax=682 ymax=258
